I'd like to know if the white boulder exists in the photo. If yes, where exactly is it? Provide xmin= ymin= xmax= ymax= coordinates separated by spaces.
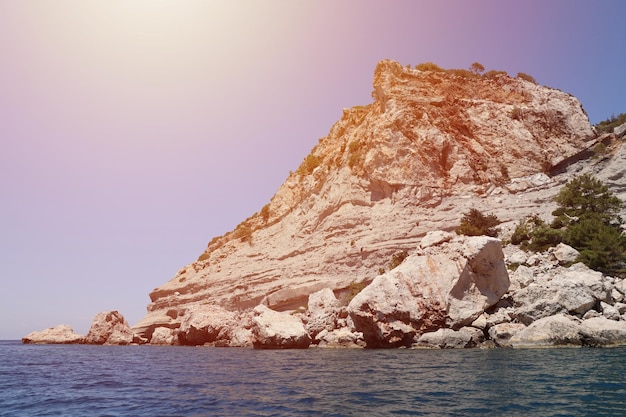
xmin=177 ymin=305 xmax=239 ymax=346
xmin=348 ymin=235 xmax=509 ymax=347
xmin=252 ymin=305 xmax=311 ymax=349
xmin=509 ymin=314 xmax=583 ymax=348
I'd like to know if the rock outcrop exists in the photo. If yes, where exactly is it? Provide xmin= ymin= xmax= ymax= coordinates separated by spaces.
xmin=134 ymin=60 xmax=596 ymax=339
xmin=177 ymin=305 xmax=253 ymax=347
xmin=251 ymin=305 xmax=311 ymax=349
xmin=347 ymin=235 xmax=509 ymax=347
xmin=22 ymin=325 xmax=84 ymax=344
xmin=84 ymin=310 xmax=134 ymax=345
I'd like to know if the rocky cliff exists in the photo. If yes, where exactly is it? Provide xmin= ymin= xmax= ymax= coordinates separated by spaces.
xmin=133 ymin=59 xmax=597 ymax=340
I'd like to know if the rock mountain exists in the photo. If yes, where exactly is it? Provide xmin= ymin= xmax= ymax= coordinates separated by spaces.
xmin=133 ymin=59 xmax=603 ymax=341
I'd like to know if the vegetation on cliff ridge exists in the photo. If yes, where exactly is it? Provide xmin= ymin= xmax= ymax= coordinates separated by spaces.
xmin=508 ymin=174 xmax=626 ymax=276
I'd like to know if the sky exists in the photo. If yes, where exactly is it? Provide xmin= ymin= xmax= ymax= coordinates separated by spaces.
xmin=1 ymin=0 xmax=625 ymax=340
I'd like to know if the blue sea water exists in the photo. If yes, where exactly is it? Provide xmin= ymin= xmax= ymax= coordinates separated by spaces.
xmin=0 ymin=341 xmax=625 ymax=416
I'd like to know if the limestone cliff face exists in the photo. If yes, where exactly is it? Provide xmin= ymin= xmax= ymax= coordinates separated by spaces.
xmin=133 ymin=60 xmax=595 ymax=338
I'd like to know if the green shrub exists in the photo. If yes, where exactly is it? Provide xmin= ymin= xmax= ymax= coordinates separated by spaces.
xmin=552 ymin=174 xmax=626 ymax=275
xmin=483 ymin=70 xmax=508 ymax=78
xmin=592 ymin=142 xmax=608 ymax=159
xmin=347 ymin=281 xmax=368 ymax=302
xmin=447 ymin=68 xmax=476 ymax=78
xmin=415 ymin=62 xmax=445 ymax=72
xmin=470 ymin=62 xmax=485 ymax=75
xmin=297 ymin=154 xmax=321 ymax=176
xmin=527 ymin=224 xmax=562 ymax=252
xmin=517 ymin=72 xmax=537 ymax=83
xmin=552 ymin=173 xmax=622 ymax=227
xmin=233 ymin=223 xmax=253 ymax=243
xmin=595 ymin=112 xmax=626 ymax=134
xmin=388 ymin=251 xmax=409 ymax=270
xmin=511 ymin=218 xmax=532 ymax=245
xmin=565 ymin=217 xmax=626 ymax=275
xmin=511 ymin=214 xmax=562 ymax=252
xmin=260 ymin=204 xmax=270 ymax=223
xmin=455 ymin=208 xmax=501 ymax=237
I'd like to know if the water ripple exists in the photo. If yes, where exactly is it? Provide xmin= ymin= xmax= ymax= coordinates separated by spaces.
xmin=0 ymin=341 xmax=625 ymax=416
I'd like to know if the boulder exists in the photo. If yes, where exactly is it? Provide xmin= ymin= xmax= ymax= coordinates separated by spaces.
xmin=348 ymin=235 xmax=509 ymax=347
xmin=580 ymin=317 xmax=626 ymax=346
xmin=305 ymin=288 xmax=340 ymax=340
xmin=177 ymin=305 xmax=238 ymax=346
xmin=84 ymin=311 xmax=133 ymax=345
xmin=511 ymin=263 xmax=610 ymax=324
xmin=251 ymin=305 xmax=311 ymax=349
xmin=611 ymin=288 xmax=624 ymax=303
xmin=227 ymin=327 xmax=254 ymax=347
xmin=150 ymin=327 xmax=178 ymax=345
xmin=614 ymin=122 xmax=626 ymax=138
xmin=470 ymin=314 xmax=487 ymax=330
xmin=415 ymin=327 xmax=484 ymax=349
xmin=600 ymin=301 xmax=621 ymax=321
xmin=488 ymin=323 xmax=526 ymax=347
xmin=509 ymin=314 xmax=583 ymax=348
xmin=552 ymin=243 xmax=580 ymax=265
xmin=22 ymin=324 xmax=84 ymax=344
xmin=507 ymin=250 xmax=528 ymax=267
xmin=419 ymin=230 xmax=454 ymax=249
xmin=316 ymin=328 xmax=365 ymax=348
xmin=509 ymin=265 xmax=534 ymax=289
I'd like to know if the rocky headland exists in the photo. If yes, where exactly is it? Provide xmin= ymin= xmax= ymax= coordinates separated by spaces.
xmin=24 ymin=60 xmax=626 ymax=348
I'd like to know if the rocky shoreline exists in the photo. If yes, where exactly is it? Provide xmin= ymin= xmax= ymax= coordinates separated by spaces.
xmin=23 ymin=233 xmax=626 ymax=349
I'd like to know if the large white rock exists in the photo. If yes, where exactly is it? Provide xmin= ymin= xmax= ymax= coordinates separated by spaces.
xmin=85 ymin=311 xmax=134 ymax=345
xmin=600 ymin=301 xmax=621 ymax=321
xmin=305 ymin=288 xmax=340 ymax=340
xmin=580 ymin=317 xmax=626 ymax=346
xmin=415 ymin=327 xmax=484 ymax=349
xmin=552 ymin=243 xmax=580 ymax=265
xmin=252 ymin=305 xmax=311 ymax=349
xmin=316 ymin=328 xmax=365 ymax=348
xmin=22 ymin=324 xmax=84 ymax=344
xmin=150 ymin=327 xmax=178 ymax=345
xmin=511 ymin=263 xmax=610 ymax=324
xmin=348 ymin=235 xmax=509 ymax=347
xmin=177 ymin=304 xmax=238 ymax=346
xmin=614 ymin=122 xmax=626 ymax=138
xmin=488 ymin=323 xmax=526 ymax=347
xmin=509 ymin=314 xmax=583 ymax=348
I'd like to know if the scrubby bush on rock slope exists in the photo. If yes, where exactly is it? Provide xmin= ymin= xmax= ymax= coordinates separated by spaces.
xmin=509 ymin=174 xmax=626 ymax=277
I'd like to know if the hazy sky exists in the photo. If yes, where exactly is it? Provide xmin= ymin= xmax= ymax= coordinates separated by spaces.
xmin=1 ymin=0 xmax=625 ymax=339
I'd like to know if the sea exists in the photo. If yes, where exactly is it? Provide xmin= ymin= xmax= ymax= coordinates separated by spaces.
xmin=1 ymin=341 xmax=624 ymax=417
